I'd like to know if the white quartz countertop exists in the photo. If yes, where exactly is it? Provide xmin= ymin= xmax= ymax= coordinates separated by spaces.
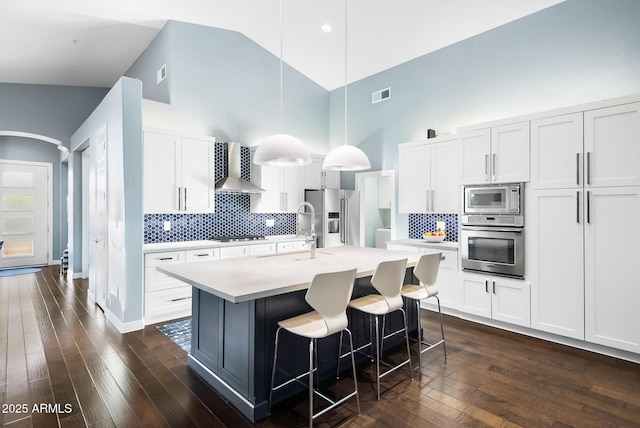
xmin=157 ymin=246 xmax=433 ymax=303
xmin=143 ymin=235 xmax=306 ymax=253
xmin=386 ymin=239 xmax=459 ymax=251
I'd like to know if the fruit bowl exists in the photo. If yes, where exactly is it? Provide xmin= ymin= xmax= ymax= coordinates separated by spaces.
xmin=422 ymin=233 xmax=446 ymax=243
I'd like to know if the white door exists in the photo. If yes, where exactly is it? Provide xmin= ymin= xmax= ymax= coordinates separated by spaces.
xmin=0 ymin=161 xmax=50 ymax=268
xmin=94 ymin=130 xmax=108 ymax=309
xmin=398 ymin=143 xmax=430 ymax=213
xmin=528 ymin=189 xmax=585 ymax=339
xmin=584 ymin=102 xmax=640 ymax=187
xmin=143 ymin=132 xmax=180 ymax=213
xmin=491 ymin=278 xmax=531 ymax=328
xmin=584 ymin=186 xmax=640 ymax=353
xmin=431 ymin=139 xmax=460 ymax=213
xmin=180 ymin=137 xmax=214 ymax=213
xmin=491 ymin=121 xmax=530 ymax=183
xmin=461 ymin=129 xmax=491 ymax=185
xmin=530 ymin=113 xmax=584 ymax=189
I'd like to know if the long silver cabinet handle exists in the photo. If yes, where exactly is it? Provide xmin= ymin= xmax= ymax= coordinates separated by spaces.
xmin=492 ymin=281 xmax=496 ymax=294
xmin=587 ymin=191 xmax=591 ymax=223
xmin=576 ymin=191 xmax=580 ymax=223
xmin=576 ymin=153 xmax=580 ymax=185
xmin=485 ymin=154 xmax=489 ymax=181
xmin=492 ymin=154 xmax=497 ymax=181
xmin=426 ymin=190 xmax=430 ymax=212
xmin=184 ymin=187 xmax=188 ymax=211
xmin=587 ymin=152 xmax=591 ymax=185
xmin=485 ymin=280 xmax=489 ymax=293
xmin=170 ymin=296 xmax=192 ymax=302
xmin=178 ymin=187 xmax=182 ymax=211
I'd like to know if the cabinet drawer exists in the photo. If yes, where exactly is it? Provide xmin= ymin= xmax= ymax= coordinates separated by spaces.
xmin=145 ymin=251 xmax=184 ymax=267
xmin=186 ymin=248 xmax=219 ymax=262
xmin=145 ymin=287 xmax=192 ymax=325
xmin=219 ymin=246 xmax=249 ymax=259
xmin=250 ymin=243 xmax=276 ymax=256
xmin=276 ymin=241 xmax=300 ymax=253
xmin=145 ymin=267 xmax=186 ymax=293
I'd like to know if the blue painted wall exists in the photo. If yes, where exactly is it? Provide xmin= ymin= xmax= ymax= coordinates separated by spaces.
xmin=0 ymin=83 xmax=109 ymax=259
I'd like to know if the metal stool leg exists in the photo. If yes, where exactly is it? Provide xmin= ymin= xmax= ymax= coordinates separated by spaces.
xmin=435 ymin=296 xmax=447 ymax=360
xmin=268 ymin=327 xmax=282 ymax=414
xmin=374 ymin=314 xmax=381 ymax=401
xmin=309 ymin=338 xmax=314 ymax=427
xmin=415 ymin=298 xmax=423 ymax=372
xmin=345 ymin=328 xmax=361 ymax=416
xmin=400 ymin=307 xmax=414 ymax=379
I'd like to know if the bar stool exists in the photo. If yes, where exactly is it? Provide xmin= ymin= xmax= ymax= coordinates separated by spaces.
xmin=269 ymin=268 xmax=360 ymax=427
xmin=346 ymin=258 xmax=412 ymax=400
xmin=401 ymin=252 xmax=446 ymax=372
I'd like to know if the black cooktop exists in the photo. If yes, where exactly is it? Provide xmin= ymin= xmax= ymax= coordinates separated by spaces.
xmin=209 ymin=235 xmax=266 ymax=243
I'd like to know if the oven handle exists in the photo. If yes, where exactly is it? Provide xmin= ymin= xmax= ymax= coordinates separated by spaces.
xmin=461 ymin=226 xmax=524 ymax=233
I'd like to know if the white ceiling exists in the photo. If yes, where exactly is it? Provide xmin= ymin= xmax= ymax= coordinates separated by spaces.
xmin=1 ymin=0 xmax=565 ymax=91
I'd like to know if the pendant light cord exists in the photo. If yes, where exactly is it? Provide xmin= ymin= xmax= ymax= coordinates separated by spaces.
xmin=279 ymin=0 xmax=284 ymax=133
xmin=344 ymin=0 xmax=348 ymax=147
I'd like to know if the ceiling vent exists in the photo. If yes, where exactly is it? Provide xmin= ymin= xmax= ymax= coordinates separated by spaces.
xmin=372 ymin=87 xmax=391 ymax=104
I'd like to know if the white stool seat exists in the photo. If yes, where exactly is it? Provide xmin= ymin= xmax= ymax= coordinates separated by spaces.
xmin=348 ymin=294 xmax=398 ymax=315
xmin=400 ymin=283 xmax=438 ymax=300
xmin=278 ymin=310 xmax=337 ymax=339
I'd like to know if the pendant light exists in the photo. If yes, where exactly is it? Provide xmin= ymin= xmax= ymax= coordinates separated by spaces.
xmin=322 ymin=0 xmax=371 ymax=171
xmin=253 ymin=0 xmax=311 ymax=167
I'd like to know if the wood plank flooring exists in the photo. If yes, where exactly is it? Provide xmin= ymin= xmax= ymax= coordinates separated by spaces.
xmin=1 ymin=266 xmax=640 ymax=427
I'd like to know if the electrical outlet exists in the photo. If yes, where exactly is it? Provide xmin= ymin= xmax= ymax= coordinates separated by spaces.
xmin=163 ymin=221 xmax=171 ymax=231
xmin=266 ymin=219 xmax=275 ymax=227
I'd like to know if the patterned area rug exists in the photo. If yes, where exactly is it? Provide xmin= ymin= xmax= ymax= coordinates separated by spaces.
xmin=157 ymin=319 xmax=192 ymax=352
xmin=0 ymin=267 xmax=42 ymax=277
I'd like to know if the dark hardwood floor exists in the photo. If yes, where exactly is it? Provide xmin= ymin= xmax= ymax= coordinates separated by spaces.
xmin=2 ymin=266 xmax=640 ymax=427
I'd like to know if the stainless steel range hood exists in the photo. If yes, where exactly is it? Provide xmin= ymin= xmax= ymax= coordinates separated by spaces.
xmin=215 ymin=142 xmax=264 ymax=193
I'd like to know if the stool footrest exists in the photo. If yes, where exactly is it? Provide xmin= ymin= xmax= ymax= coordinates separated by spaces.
xmin=313 ymin=391 xmax=359 ymax=420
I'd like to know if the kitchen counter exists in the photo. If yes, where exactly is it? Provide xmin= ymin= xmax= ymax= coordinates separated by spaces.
xmin=158 ymin=245 xmax=430 ymax=422
xmin=143 ymin=235 xmax=305 ymax=253
xmin=386 ymin=238 xmax=459 ymax=251
xmin=158 ymin=245 xmax=423 ymax=303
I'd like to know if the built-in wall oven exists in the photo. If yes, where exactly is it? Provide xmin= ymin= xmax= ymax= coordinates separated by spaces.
xmin=460 ymin=183 xmax=525 ymax=278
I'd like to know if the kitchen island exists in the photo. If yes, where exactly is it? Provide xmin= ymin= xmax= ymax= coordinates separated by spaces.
xmin=158 ymin=246 xmax=432 ymax=421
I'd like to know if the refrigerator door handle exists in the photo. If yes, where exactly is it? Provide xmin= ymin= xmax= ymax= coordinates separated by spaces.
xmin=340 ymin=198 xmax=346 ymax=243
xmin=344 ymin=198 xmax=350 ymax=245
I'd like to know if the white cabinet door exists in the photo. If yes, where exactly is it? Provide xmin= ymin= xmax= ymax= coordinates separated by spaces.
xmin=378 ymin=175 xmax=393 ymax=209
xmin=460 ymin=276 xmax=492 ymax=318
xmin=250 ymin=163 xmax=280 ymax=213
xmin=144 ymin=132 xmax=181 ymax=213
xmin=461 ymin=129 xmax=491 ymax=185
xmin=304 ymin=155 xmax=340 ymax=190
xmin=490 ymin=278 xmax=530 ymax=328
xmin=491 ymin=122 xmax=530 ymax=183
xmin=431 ymin=139 xmax=460 ymax=213
xmin=181 ymin=137 xmax=215 ymax=213
xmin=584 ymin=186 xmax=640 ymax=353
xmin=584 ymin=102 xmax=640 ymax=187
xmin=398 ymin=143 xmax=431 ymax=213
xmin=281 ymin=166 xmax=304 ymax=212
xmin=530 ymin=113 xmax=584 ymax=190
xmin=528 ymin=189 xmax=584 ymax=339
xmin=431 ymin=250 xmax=459 ymax=310
xmin=144 ymin=132 xmax=215 ymax=214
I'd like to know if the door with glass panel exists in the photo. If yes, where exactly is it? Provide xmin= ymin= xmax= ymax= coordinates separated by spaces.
xmin=0 ymin=161 xmax=50 ymax=268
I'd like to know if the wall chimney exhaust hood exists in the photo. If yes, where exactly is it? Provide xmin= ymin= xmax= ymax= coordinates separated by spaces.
xmin=215 ymin=142 xmax=264 ymax=193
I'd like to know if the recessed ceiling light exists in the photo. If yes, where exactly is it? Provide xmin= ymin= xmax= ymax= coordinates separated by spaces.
xmin=321 ymin=23 xmax=332 ymax=33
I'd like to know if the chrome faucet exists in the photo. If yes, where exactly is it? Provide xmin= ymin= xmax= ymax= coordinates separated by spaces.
xmin=297 ymin=202 xmax=317 ymax=259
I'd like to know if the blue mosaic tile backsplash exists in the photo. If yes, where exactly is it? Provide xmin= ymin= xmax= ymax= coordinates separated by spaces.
xmin=144 ymin=142 xmax=297 ymax=244
xmin=408 ymin=213 xmax=459 ymax=242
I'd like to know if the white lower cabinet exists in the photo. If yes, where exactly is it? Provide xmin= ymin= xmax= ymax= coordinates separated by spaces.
xmin=144 ymin=248 xmax=220 ymax=325
xmin=276 ymin=241 xmax=301 ymax=253
xmin=460 ymin=274 xmax=531 ymax=328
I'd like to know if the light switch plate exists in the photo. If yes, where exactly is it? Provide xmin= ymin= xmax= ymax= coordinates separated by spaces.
xmin=163 ymin=221 xmax=171 ymax=231
xmin=266 ymin=219 xmax=275 ymax=227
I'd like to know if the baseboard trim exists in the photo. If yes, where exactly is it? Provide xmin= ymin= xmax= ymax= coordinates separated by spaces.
xmin=105 ymin=309 xmax=144 ymax=333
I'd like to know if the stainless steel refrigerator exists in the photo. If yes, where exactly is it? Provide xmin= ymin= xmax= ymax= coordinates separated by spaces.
xmin=304 ymin=189 xmax=360 ymax=248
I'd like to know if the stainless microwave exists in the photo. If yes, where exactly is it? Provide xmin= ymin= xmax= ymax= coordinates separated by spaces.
xmin=463 ymin=183 xmax=523 ymax=215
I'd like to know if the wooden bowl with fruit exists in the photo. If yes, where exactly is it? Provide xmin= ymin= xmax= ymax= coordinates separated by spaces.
xmin=422 ymin=230 xmax=446 ymax=243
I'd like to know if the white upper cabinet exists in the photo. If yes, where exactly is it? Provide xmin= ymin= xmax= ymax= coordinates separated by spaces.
xmin=144 ymin=131 xmax=215 ymax=214
xmin=530 ymin=113 xmax=584 ymax=189
xmin=378 ymin=175 xmax=393 ymax=209
xmin=584 ymin=102 xmax=640 ymax=187
xmin=398 ymin=135 xmax=459 ymax=213
xmin=461 ymin=122 xmax=529 ymax=185
xmin=250 ymin=148 xmax=304 ymax=213
xmin=304 ymin=155 xmax=340 ymax=190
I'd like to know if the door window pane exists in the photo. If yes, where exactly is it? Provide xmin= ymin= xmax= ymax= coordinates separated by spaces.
xmin=2 ymin=195 xmax=34 ymax=211
xmin=2 ymin=171 xmax=34 ymax=188
xmin=2 ymin=241 xmax=34 ymax=257
xmin=2 ymin=217 xmax=34 ymax=235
